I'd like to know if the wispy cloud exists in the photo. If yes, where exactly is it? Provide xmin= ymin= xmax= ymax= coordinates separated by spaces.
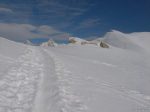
xmin=77 ymin=18 xmax=101 ymax=30
xmin=0 ymin=23 xmax=70 ymax=42
xmin=0 ymin=0 xmax=92 ymax=29
xmin=0 ymin=7 xmax=14 ymax=14
xmin=35 ymin=0 xmax=90 ymax=19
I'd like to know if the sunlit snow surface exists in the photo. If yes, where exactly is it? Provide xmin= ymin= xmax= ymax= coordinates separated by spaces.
xmin=0 ymin=30 xmax=150 ymax=112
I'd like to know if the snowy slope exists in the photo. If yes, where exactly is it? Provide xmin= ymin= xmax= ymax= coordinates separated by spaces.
xmin=101 ymin=30 xmax=142 ymax=51
xmin=0 ymin=32 xmax=150 ymax=112
xmin=129 ymin=32 xmax=150 ymax=52
xmin=0 ymin=37 xmax=27 ymax=79
xmin=47 ymin=44 xmax=150 ymax=112
xmin=0 ymin=37 xmax=26 ymax=59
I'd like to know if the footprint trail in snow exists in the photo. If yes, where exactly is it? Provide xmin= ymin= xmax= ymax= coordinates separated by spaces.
xmin=44 ymin=49 xmax=87 ymax=112
xmin=0 ymin=46 xmax=44 ymax=112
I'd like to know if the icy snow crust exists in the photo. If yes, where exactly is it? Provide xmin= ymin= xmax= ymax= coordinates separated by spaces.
xmin=0 ymin=31 xmax=150 ymax=112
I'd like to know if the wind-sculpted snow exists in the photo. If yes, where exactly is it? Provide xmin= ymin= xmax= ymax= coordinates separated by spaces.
xmin=0 ymin=46 xmax=43 ymax=112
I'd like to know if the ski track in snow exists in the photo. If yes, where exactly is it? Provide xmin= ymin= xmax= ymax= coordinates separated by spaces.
xmin=0 ymin=46 xmax=44 ymax=112
xmin=44 ymin=49 xmax=87 ymax=112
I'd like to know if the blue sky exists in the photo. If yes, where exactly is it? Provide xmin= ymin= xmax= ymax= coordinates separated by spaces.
xmin=0 ymin=0 xmax=150 ymax=42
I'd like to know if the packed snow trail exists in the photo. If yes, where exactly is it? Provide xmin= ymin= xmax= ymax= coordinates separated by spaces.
xmin=32 ymin=48 xmax=61 ymax=112
xmin=0 ymin=45 xmax=87 ymax=112
xmin=0 ymin=46 xmax=44 ymax=112
xmin=40 ymin=49 xmax=87 ymax=112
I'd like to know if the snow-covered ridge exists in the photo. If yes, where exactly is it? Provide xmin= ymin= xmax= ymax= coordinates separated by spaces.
xmin=39 ymin=30 xmax=150 ymax=51
xmin=98 ymin=30 xmax=141 ymax=50
xmin=129 ymin=32 xmax=150 ymax=52
xmin=91 ymin=30 xmax=150 ymax=52
xmin=0 ymin=36 xmax=26 ymax=59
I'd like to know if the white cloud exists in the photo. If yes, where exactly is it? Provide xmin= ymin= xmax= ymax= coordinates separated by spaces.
xmin=0 ymin=7 xmax=13 ymax=14
xmin=38 ymin=25 xmax=62 ymax=35
xmin=0 ymin=23 xmax=70 ymax=42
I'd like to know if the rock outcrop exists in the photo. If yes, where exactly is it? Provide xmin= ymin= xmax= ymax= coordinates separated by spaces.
xmin=99 ymin=41 xmax=109 ymax=48
xmin=41 ymin=39 xmax=57 ymax=47
xmin=69 ymin=37 xmax=88 ymax=44
xmin=68 ymin=37 xmax=109 ymax=48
